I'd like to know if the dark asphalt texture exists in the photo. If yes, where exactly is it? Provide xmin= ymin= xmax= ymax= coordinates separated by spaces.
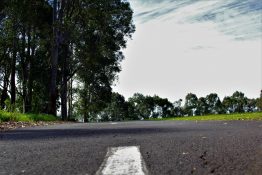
xmin=0 ymin=120 xmax=262 ymax=175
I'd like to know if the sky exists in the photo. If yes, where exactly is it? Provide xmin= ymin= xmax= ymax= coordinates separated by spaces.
xmin=113 ymin=0 xmax=262 ymax=102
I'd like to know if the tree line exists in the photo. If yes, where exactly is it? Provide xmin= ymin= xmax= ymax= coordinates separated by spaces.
xmin=0 ymin=0 xmax=135 ymax=121
xmin=85 ymin=91 xmax=261 ymax=122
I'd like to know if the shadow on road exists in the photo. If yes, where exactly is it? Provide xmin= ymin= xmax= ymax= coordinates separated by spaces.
xmin=0 ymin=126 xmax=208 ymax=141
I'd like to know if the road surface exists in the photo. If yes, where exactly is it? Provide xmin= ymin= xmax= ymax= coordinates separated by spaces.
xmin=0 ymin=120 xmax=262 ymax=175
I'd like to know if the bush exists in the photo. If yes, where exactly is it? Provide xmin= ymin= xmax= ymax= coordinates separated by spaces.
xmin=0 ymin=110 xmax=58 ymax=122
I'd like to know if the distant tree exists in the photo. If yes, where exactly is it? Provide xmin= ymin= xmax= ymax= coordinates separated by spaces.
xmin=222 ymin=91 xmax=248 ymax=113
xmin=222 ymin=96 xmax=234 ymax=113
xmin=128 ymin=94 xmax=173 ymax=119
xmin=128 ymin=93 xmax=153 ymax=119
xmin=231 ymin=91 xmax=247 ymax=113
xmin=100 ymin=92 xmax=128 ymax=121
xmin=184 ymin=93 xmax=198 ymax=116
xmin=257 ymin=90 xmax=262 ymax=111
xmin=197 ymin=97 xmax=208 ymax=115
xmin=151 ymin=95 xmax=173 ymax=118
xmin=205 ymin=93 xmax=223 ymax=114
xmin=172 ymin=99 xmax=183 ymax=117
xmin=245 ymin=98 xmax=258 ymax=112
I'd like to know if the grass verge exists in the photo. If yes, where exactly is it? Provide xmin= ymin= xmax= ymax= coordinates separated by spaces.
xmin=149 ymin=112 xmax=262 ymax=121
xmin=0 ymin=110 xmax=58 ymax=123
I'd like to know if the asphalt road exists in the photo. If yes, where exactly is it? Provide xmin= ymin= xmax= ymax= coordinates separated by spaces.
xmin=0 ymin=120 xmax=262 ymax=175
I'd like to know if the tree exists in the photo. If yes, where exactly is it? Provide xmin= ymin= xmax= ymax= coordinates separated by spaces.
xmin=205 ymin=93 xmax=223 ymax=114
xmin=48 ymin=0 xmax=59 ymax=116
xmin=197 ymin=97 xmax=208 ymax=115
xmin=128 ymin=93 xmax=152 ymax=119
xmin=231 ymin=91 xmax=247 ymax=113
xmin=128 ymin=94 xmax=173 ymax=119
xmin=0 ymin=0 xmax=53 ymax=113
xmin=172 ymin=99 xmax=183 ymax=117
xmin=99 ymin=92 xmax=128 ymax=121
xmin=222 ymin=91 xmax=248 ymax=113
xmin=245 ymin=98 xmax=258 ymax=112
xmin=184 ymin=93 xmax=198 ymax=116
xmin=0 ymin=16 xmax=11 ymax=109
xmin=74 ymin=0 xmax=135 ymax=122
xmin=151 ymin=95 xmax=173 ymax=118
xmin=222 ymin=96 xmax=234 ymax=113
xmin=257 ymin=90 xmax=262 ymax=111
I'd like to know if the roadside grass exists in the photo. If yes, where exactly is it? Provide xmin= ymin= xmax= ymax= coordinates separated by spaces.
xmin=0 ymin=110 xmax=58 ymax=123
xmin=149 ymin=112 xmax=262 ymax=121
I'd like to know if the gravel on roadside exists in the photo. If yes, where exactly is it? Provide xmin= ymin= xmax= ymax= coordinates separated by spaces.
xmin=0 ymin=121 xmax=70 ymax=132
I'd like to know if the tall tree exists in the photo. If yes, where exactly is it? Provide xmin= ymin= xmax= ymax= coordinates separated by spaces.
xmin=75 ymin=0 xmax=135 ymax=122
xmin=48 ymin=0 xmax=59 ymax=116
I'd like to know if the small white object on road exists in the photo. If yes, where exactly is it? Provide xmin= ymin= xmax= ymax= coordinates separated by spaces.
xmin=96 ymin=146 xmax=148 ymax=175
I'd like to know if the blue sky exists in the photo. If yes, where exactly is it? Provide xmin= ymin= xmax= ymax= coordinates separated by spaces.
xmin=113 ymin=0 xmax=262 ymax=101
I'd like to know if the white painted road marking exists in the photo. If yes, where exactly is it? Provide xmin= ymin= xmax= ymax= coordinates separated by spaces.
xmin=96 ymin=146 xmax=148 ymax=175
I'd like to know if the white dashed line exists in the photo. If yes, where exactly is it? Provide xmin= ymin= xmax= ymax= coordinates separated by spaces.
xmin=96 ymin=146 xmax=148 ymax=175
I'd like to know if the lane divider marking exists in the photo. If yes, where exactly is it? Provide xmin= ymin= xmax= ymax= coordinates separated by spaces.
xmin=96 ymin=146 xmax=148 ymax=175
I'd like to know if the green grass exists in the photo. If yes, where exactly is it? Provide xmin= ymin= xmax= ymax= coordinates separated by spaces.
xmin=149 ymin=112 xmax=262 ymax=121
xmin=0 ymin=110 xmax=58 ymax=123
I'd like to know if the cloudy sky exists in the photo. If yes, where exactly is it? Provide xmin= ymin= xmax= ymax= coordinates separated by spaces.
xmin=113 ymin=0 xmax=262 ymax=102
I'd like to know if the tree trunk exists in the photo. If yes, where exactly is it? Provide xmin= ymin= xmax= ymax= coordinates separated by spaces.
xmin=48 ymin=0 xmax=59 ymax=116
xmin=20 ymin=25 xmax=34 ymax=113
xmin=10 ymin=37 xmax=17 ymax=105
xmin=27 ymin=26 xmax=36 ymax=113
xmin=68 ymin=78 xmax=73 ymax=120
xmin=0 ymin=69 xmax=9 ymax=109
xmin=61 ymin=79 xmax=67 ymax=120
xmin=61 ymin=45 xmax=68 ymax=120
xmin=83 ymin=97 xmax=87 ymax=122
xmin=21 ymin=27 xmax=27 ymax=113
